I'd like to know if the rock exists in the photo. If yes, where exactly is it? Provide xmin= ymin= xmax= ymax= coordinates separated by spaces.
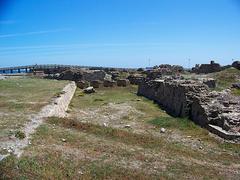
xmin=62 ymin=138 xmax=66 ymax=142
xmin=117 ymin=79 xmax=130 ymax=87
xmin=7 ymin=149 xmax=13 ymax=153
xmin=232 ymin=61 xmax=240 ymax=70
xmin=83 ymin=70 xmax=106 ymax=82
xmin=83 ymin=87 xmax=95 ymax=94
xmin=127 ymin=74 xmax=144 ymax=85
xmin=203 ymin=78 xmax=216 ymax=88
xmin=58 ymin=68 xmax=84 ymax=81
xmin=160 ymin=128 xmax=166 ymax=133
xmin=110 ymin=71 xmax=120 ymax=81
xmin=90 ymin=80 xmax=103 ymax=88
xmin=103 ymin=80 xmax=117 ymax=87
xmin=232 ymin=83 xmax=240 ymax=89
xmin=124 ymin=125 xmax=131 ymax=128
xmin=77 ymin=80 xmax=89 ymax=89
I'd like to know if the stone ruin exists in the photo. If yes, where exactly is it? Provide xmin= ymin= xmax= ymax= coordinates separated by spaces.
xmin=103 ymin=80 xmax=117 ymax=87
xmin=145 ymin=64 xmax=184 ymax=80
xmin=117 ymin=79 xmax=130 ymax=87
xmin=191 ymin=90 xmax=240 ymax=139
xmin=58 ymin=68 xmax=107 ymax=82
xmin=192 ymin=61 xmax=222 ymax=74
xmin=127 ymin=74 xmax=144 ymax=85
xmin=138 ymin=79 xmax=240 ymax=140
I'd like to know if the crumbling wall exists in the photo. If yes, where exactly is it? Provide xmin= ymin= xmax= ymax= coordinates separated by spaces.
xmin=138 ymin=80 xmax=208 ymax=117
xmin=138 ymin=79 xmax=240 ymax=139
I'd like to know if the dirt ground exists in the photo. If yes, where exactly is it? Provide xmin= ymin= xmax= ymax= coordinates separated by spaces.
xmin=1 ymin=86 xmax=240 ymax=179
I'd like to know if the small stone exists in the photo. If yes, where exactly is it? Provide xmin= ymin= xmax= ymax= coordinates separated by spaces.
xmin=124 ymin=125 xmax=131 ymax=128
xmin=7 ymin=149 xmax=13 ymax=153
xmin=62 ymin=138 xmax=66 ymax=142
xmin=199 ymin=146 xmax=203 ymax=149
xmin=187 ymin=136 xmax=192 ymax=138
xmin=160 ymin=128 xmax=166 ymax=133
xmin=103 ymin=123 xmax=108 ymax=127
xmin=78 ymin=171 xmax=84 ymax=175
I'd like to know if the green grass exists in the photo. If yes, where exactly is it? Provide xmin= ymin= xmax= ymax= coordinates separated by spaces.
xmin=232 ymin=89 xmax=240 ymax=96
xmin=148 ymin=117 xmax=198 ymax=130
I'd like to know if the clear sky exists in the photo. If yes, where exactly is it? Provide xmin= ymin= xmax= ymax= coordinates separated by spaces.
xmin=0 ymin=0 xmax=240 ymax=68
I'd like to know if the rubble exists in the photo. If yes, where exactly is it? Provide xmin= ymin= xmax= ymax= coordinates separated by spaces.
xmin=232 ymin=83 xmax=240 ymax=89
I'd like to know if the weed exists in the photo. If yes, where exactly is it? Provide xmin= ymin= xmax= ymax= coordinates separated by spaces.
xmin=15 ymin=130 xmax=26 ymax=139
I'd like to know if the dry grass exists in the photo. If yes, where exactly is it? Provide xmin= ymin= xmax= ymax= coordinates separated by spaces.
xmin=0 ymin=77 xmax=68 ymax=141
xmin=1 ymin=85 xmax=240 ymax=179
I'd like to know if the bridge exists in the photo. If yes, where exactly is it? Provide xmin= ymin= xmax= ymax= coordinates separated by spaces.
xmin=0 ymin=64 xmax=109 ymax=74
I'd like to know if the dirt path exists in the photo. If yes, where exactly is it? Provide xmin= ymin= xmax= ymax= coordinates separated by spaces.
xmin=0 ymin=81 xmax=76 ymax=160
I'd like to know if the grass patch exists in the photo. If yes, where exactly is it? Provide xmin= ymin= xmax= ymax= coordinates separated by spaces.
xmin=210 ymin=67 xmax=240 ymax=90
xmin=232 ymin=89 xmax=240 ymax=96
xmin=148 ymin=117 xmax=198 ymax=131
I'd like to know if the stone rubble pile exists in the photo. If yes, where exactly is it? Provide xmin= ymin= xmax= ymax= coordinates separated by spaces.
xmin=191 ymin=90 xmax=240 ymax=134
xmin=138 ymin=79 xmax=240 ymax=140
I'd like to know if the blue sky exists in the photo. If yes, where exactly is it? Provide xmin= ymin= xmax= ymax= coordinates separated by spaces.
xmin=0 ymin=0 xmax=240 ymax=68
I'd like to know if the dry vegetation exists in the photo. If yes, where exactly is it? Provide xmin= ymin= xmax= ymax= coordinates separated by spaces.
xmin=1 ymin=85 xmax=240 ymax=179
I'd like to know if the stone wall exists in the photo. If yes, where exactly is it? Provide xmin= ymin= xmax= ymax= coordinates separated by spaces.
xmin=138 ymin=79 xmax=240 ymax=140
xmin=138 ymin=80 xmax=208 ymax=117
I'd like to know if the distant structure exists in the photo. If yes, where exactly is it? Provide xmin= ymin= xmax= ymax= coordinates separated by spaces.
xmin=192 ymin=60 xmax=221 ymax=74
